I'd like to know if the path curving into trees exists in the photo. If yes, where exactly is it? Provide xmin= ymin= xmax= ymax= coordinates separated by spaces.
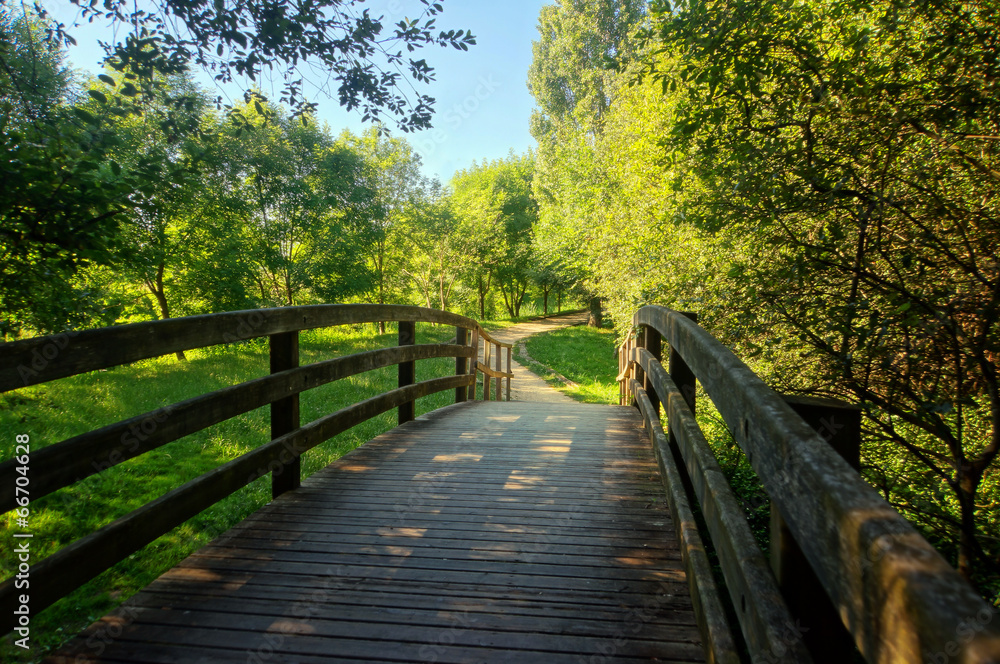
xmin=481 ymin=311 xmax=589 ymax=403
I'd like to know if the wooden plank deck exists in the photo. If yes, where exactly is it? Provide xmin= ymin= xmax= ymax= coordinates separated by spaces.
xmin=49 ymin=401 xmax=704 ymax=664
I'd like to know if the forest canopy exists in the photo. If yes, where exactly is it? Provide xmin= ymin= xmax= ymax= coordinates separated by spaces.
xmin=528 ymin=0 xmax=999 ymax=600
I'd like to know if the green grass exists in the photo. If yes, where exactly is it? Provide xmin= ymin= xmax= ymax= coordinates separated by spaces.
xmin=517 ymin=324 xmax=620 ymax=404
xmin=0 ymin=322 xmax=458 ymax=662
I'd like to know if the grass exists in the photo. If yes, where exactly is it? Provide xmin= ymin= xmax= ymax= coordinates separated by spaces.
xmin=0 ymin=322 xmax=458 ymax=662
xmin=516 ymin=323 xmax=620 ymax=404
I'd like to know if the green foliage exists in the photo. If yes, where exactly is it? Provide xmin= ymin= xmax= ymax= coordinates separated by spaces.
xmin=0 ymin=6 xmax=132 ymax=335
xmin=451 ymin=152 xmax=539 ymax=318
xmin=528 ymin=0 xmax=1000 ymax=597
xmin=49 ymin=0 xmax=475 ymax=131
xmin=519 ymin=324 xmax=620 ymax=404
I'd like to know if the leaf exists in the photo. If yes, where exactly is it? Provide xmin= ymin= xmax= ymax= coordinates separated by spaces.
xmin=88 ymin=90 xmax=108 ymax=104
xmin=98 ymin=74 xmax=116 ymax=86
xmin=73 ymin=107 xmax=98 ymax=125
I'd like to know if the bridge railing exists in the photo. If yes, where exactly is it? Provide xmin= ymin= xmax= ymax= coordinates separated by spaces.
xmin=0 ymin=304 xmax=513 ymax=636
xmin=618 ymin=305 xmax=1000 ymax=664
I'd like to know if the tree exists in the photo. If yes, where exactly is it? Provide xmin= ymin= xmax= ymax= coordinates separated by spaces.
xmin=234 ymin=102 xmax=379 ymax=307
xmin=527 ymin=0 xmax=646 ymax=326
xmin=397 ymin=179 xmax=464 ymax=311
xmin=451 ymin=153 xmax=539 ymax=319
xmin=0 ymin=5 xmax=136 ymax=335
xmin=640 ymin=0 xmax=1000 ymax=587
xmin=48 ymin=0 xmax=475 ymax=131
xmin=340 ymin=126 xmax=424 ymax=331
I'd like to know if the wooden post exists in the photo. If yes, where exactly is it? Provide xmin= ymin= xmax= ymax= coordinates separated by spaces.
xmin=669 ymin=312 xmax=698 ymax=413
xmin=643 ymin=325 xmax=662 ymax=416
xmin=468 ymin=327 xmax=479 ymax=401
xmin=398 ymin=321 xmax=415 ymax=424
xmin=772 ymin=395 xmax=861 ymax=664
xmin=494 ymin=343 xmax=502 ymax=401
xmin=668 ymin=312 xmax=698 ymax=447
xmin=619 ymin=342 xmax=627 ymax=406
xmin=455 ymin=327 xmax=468 ymax=403
xmin=506 ymin=346 xmax=511 ymax=401
xmin=270 ymin=331 xmax=300 ymax=498
xmin=484 ymin=342 xmax=492 ymax=401
xmin=633 ymin=328 xmax=646 ymax=410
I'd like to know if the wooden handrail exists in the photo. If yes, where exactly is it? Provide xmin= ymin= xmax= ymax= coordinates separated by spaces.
xmin=0 ymin=304 xmax=495 ymax=393
xmin=620 ymin=305 xmax=1000 ymax=664
xmin=0 ymin=304 xmax=512 ymax=636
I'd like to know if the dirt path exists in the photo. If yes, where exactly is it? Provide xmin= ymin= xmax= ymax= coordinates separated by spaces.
xmin=480 ymin=310 xmax=589 ymax=403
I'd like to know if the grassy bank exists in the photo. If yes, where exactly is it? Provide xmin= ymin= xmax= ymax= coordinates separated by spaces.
xmin=0 ymin=322 xmax=457 ymax=662
xmin=516 ymin=324 xmax=620 ymax=404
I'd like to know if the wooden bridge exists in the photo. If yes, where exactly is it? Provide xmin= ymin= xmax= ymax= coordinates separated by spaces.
xmin=1 ymin=305 xmax=998 ymax=663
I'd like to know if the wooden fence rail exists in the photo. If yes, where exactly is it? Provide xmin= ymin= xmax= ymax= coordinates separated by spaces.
xmin=0 ymin=304 xmax=513 ymax=636
xmin=618 ymin=305 xmax=1000 ymax=664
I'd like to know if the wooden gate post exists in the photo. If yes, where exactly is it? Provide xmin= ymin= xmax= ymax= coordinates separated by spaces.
xmin=772 ymin=395 xmax=861 ymax=663
xmin=483 ymin=342 xmax=492 ymax=401
xmin=506 ymin=346 xmax=512 ymax=401
xmin=667 ymin=312 xmax=698 ymax=448
xmin=468 ymin=327 xmax=479 ymax=401
xmin=455 ymin=327 xmax=468 ymax=404
xmin=270 ymin=331 xmax=300 ymax=498
xmin=642 ymin=326 xmax=662 ymax=416
xmin=633 ymin=328 xmax=646 ymax=410
xmin=494 ymin=343 xmax=502 ymax=401
xmin=398 ymin=321 xmax=416 ymax=424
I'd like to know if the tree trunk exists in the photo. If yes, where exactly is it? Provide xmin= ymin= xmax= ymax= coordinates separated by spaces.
xmin=557 ymin=288 xmax=562 ymax=312
xmin=148 ymin=263 xmax=186 ymax=361
xmin=588 ymin=296 xmax=603 ymax=328
xmin=543 ymin=287 xmax=550 ymax=315
xmin=477 ymin=273 xmax=491 ymax=320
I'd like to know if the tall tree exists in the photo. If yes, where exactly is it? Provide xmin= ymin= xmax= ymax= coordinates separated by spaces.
xmin=397 ymin=180 xmax=464 ymax=311
xmin=528 ymin=0 xmax=646 ymax=325
xmin=451 ymin=153 xmax=539 ymax=319
xmin=641 ymin=0 xmax=1000 ymax=585
xmin=0 ymin=5 xmax=135 ymax=335
xmin=340 ymin=126 xmax=424 ymax=331
xmin=234 ymin=102 xmax=379 ymax=306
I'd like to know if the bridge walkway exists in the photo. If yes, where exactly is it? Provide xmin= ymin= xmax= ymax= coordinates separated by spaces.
xmin=50 ymin=401 xmax=703 ymax=664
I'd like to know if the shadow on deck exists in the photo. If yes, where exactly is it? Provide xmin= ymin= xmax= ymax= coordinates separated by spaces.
xmin=50 ymin=401 xmax=703 ymax=664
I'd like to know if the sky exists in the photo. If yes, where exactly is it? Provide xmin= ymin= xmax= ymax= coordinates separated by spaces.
xmin=42 ymin=0 xmax=552 ymax=183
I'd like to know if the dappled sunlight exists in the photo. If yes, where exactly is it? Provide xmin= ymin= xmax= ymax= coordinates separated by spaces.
xmin=485 ymin=415 xmax=521 ymax=423
xmin=430 ymin=453 xmax=483 ymax=463
xmin=614 ymin=555 xmax=661 ymax=567
xmin=502 ymin=472 xmax=547 ymax=490
xmin=268 ymin=620 xmax=316 ymax=635
xmin=338 ymin=463 xmax=376 ymax=472
xmin=375 ymin=527 xmax=427 ymax=538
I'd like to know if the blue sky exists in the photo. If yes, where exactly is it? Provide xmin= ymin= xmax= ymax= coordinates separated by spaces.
xmin=44 ymin=0 xmax=552 ymax=183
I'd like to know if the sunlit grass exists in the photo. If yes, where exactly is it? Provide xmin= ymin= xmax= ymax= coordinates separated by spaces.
xmin=0 ymin=322 xmax=457 ymax=662
xmin=517 ymin=324 xmax=620 ymax=404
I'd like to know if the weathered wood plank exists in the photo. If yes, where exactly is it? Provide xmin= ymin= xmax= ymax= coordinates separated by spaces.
xmin=0 ymin=375 xmax=471 ymax=634
xmin=46 ymin=402 xmax=705 ymax=663
xmin=632 ymin=356 xmax=812 ymax=663
xmin=631 ymin=382 xmax=741 ymax=664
